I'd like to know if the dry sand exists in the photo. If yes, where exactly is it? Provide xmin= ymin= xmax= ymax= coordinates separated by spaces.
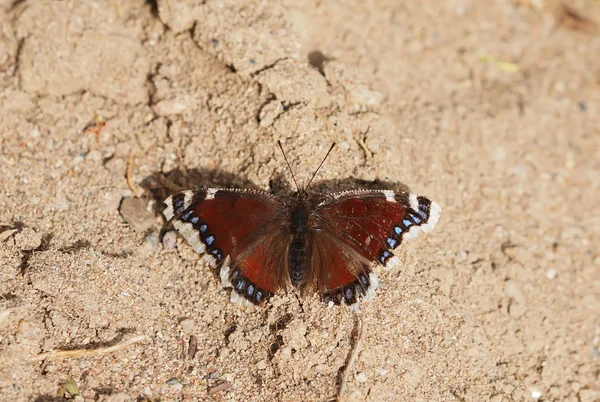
xmin=0 ymin=0 xmax=599 ymax=401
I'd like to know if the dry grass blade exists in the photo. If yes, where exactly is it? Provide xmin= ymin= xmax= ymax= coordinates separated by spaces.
xmin=30 ymin=335 xmax=149 ymax=362
xmin=127 ymin=147 xmax=143 ymax=198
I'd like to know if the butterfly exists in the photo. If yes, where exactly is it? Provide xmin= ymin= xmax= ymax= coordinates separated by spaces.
xmin=163 ymin=142 xmax=441 ymax=306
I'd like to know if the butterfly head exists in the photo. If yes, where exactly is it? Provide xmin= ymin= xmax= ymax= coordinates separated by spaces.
xmin=290 ymin=187 xmax=312 ymax=205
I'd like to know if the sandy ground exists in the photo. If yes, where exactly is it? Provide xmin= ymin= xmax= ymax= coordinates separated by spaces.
xmin=0 ymin=0 xmax=599 ymax=401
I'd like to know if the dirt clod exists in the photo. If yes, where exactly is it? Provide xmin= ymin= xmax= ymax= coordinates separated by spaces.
xmin=119 ymin=198 xmax=156 ymax=233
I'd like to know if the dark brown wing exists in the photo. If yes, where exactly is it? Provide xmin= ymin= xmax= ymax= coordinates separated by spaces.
xmin=163 ymin=188 xmax=289 ymax=305
xmin=221 ymin=229 xmax=290 ymax=305
xmin=308 ymin=229 xmax=378 ymax=305
xmin=310 ymin=190 xmax=441 ymax=304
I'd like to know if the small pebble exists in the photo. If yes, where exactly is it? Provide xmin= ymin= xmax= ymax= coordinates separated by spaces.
xmin=207 ymin=381 xmax=231 ymax=395
xmin=71 ymin=155 xmax=85 ymax=166
xmin=179 ymin=318 xmax=195 ymax=333
xmin=162 ymin=231 xmax=178 ymax=249
xmin=119 ymin=197 xmax=155 ymax=233
xmin=153 ymin=98 xmax=189 ymax=116
xmin=86 ymin=150 xmax=103 ymax=163
xmin=356 ymin=372 xmax=367 ymax=383
xmin=142 ymin=232 xmax=160 ymax=256
xmin=166 ymin=378 xmax=183 ymax=391
xmin=166 ymin=378 xmax=180 ymax=385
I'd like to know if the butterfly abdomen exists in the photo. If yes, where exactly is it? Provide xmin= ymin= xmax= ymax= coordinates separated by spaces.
xmin=288 ymin=235 xmax=308 ymax=286
xmin=288 ymin=203 xmax=310 ymax=287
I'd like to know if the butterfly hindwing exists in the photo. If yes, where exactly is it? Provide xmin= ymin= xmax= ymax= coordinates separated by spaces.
xmin=222 ymin=230 xmax=289 ymax=305
xmin=310 ymin=229 xmax=378 ymax=305
xmin=313 ymin=190 xmax=441 ymax=271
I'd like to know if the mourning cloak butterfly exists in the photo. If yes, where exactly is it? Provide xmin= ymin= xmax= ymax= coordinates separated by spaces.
xmin=163 ymin=142 xmax=441 ymax=306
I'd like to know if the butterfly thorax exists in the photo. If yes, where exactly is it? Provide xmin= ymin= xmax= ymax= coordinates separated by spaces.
xmin=288 ymin=193 xmax=311 ymax=287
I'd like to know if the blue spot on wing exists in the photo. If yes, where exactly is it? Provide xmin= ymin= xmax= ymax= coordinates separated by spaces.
xmin=209 ymin=248 xmax=222 ymax=261
xmin=205 ymin=235 xmax=215 ymax=246
xmin=379 ymin=250 xmax=392 ymax=264
xmin=181 ymin=210 xmax=193 ymax=221
xmin=410 ymin=214 xmax=422 ymax=224
xmin=173 ymin=198 xmax=184 ymax=210
xmin=255 ymin=289 xmax=264 ymax=302
xmin=403 ymin=219 xmax=413 ymax=227
xmin=416 ymin=209 xmax=428 ymax=220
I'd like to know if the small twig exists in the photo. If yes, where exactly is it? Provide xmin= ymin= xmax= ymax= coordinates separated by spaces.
xmin=30 ymin=335 xmax=149 ymax=362
xmin=338 ymin=312 xmax=365 ymax=401
xmin=127 ymin=147 xmax=143 ymax=198
xmin=208 ymin=381 xmax=232 ymax=395
xmin=188 ymin=335 xmax=198 ymax=359
xmin=358 ymin=130 xmax=373 ymax=159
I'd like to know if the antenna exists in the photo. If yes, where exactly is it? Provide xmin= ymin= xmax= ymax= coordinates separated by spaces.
xmin=277 ymin=140 xmax=300 ymax=191
xmin=305 ymin=142 xmax=336 ymax=191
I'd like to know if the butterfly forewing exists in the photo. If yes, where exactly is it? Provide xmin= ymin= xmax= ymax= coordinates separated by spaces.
xmin=313 ymin=190 xmax=441 ymax=271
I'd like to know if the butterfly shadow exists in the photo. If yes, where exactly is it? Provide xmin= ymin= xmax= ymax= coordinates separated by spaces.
xmin=309 ymin=177 xmax=410 ymax=196
xmin=140 ymin=167 xmax=265 ymax=216
xmin=141 ymin=167 xmax=411 ymax=218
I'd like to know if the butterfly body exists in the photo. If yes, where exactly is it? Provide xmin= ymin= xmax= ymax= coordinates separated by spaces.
xmin=163 ymin=186 xmax=441 ymax=307
xmin=288 ymin=192 xmax=320 ymax=290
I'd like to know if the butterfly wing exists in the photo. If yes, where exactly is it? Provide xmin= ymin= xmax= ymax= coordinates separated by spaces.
xmin=309 ymin=228 xmax=379 ymax=305
xmin=311 ymin=190 xmax=441 ymax=303
xmin=163 ymin=188 xmax=289 ymax=304
xmin=222 ymin=229 xmax=290 ymax=305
